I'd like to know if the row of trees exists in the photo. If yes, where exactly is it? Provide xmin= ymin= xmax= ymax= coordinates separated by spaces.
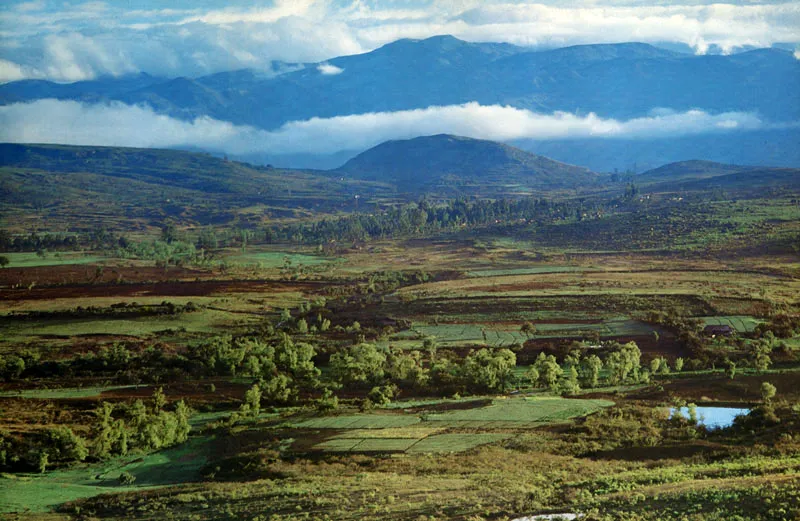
xmin=0 ymin=388 xmax=190 ymax=473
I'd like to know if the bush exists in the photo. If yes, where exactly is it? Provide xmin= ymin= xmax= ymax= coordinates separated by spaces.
xmin=118 ymin=471 xmax=136 ymax=486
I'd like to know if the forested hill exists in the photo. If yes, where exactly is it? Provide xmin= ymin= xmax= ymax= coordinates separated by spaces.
xmin=0 ymin=143 xmax=392 ymax=228
xmin=334 ymin=134 xmax=598 ymax=192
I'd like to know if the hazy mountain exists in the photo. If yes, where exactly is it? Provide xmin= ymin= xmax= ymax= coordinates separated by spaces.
xmin=3 ymin=36 xmax=796 ymax=128
xmin=636 ymin=160 xmax=752 ymax=183
xmin=334 ymin=134 xmax=597 ymax=193
xmin=630 ymin=159 xmax=800 ymax=192
xmin=1 ymin=36 xmax=797 ymax=169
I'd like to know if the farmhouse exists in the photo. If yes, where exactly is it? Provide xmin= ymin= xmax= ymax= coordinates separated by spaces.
xmin=703 ymin=324 xmax=735 ymax=337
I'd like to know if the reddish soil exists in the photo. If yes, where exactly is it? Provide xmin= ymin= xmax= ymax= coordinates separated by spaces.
xmin=0 ymin=279 xmax=330 ymax=301
xmin=635 ymin=370 xmax=800 ymax=403
xmin=467 ymin=282 xmax=560 ymax=292
xmin=517 ymin=333 xmax=686 ymax=365
xmin=98 ymin=380 xmax=250 ymax=403
xmin=0 ymin=265 xmax=212 ymax=287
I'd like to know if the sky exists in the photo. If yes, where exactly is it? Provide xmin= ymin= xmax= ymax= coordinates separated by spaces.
xmin=0 ymin=0 xmax=798 ymax=159
xmin=1 ymin=0 xmax=799 ymax=83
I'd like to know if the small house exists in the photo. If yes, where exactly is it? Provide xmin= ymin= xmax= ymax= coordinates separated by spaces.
xmin=703 ymin=325 xmax=734 ymax=337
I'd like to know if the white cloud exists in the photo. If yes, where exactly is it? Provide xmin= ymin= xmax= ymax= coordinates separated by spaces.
xmin=0 ymin=1 xmax=798 ymax=82
xmin=0 ymin=58 xmax=31 ymax=83
xmin=317 ymin=63 xmax=344 ymax=75
xmin=0 ymin=99 xmax=786 ymax=157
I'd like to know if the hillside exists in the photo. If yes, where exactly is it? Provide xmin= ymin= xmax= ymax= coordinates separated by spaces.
xmin=0 ymin=143 xmax=390 ymax=230
xmin=635 ymin=160 xmax=800 ymax=192
xmin=637 ymin=160 xmax=751 ymax=183
xmin=334 ymin=134 xmax=598 ymax=193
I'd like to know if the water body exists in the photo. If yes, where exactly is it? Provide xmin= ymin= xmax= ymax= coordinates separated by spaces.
xmin=670 ymin=406 xmax=750 ymax=429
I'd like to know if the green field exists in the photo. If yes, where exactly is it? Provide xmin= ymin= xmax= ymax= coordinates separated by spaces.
xmin=466 ymin=266 xmax=594 ymax=278
xmin=0 ymin=385 xmax=138 ymax=400
xmin=225 ymin=250 xmax=337 ymax=268
xmin=398 ymin=319 xmax=653 ymax=347
xmin=0 ymin=251 xmax=104 ymax=268
xmin=290 ymin=414 xmax=421 ymax=430
xmin=312 ymin=431 xmax=510 ymax=454
xmin=0 ymin=308 xmax=252 ymax=340
xmin=0 ymin=435 xmax=214 ymax=513
xmin=700 ymin=315 xmax=763 ymax=333
xmin=423 ymin=397 xmax=615 ymax=427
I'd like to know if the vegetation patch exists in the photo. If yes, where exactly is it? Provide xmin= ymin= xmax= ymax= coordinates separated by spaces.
xmin=405 ymin=433 xmax=511 ymax=453
xmin=423 ymin=397 xmax=614 ymax=426
xmin=290 ymin=414 xmax=421 ymax=430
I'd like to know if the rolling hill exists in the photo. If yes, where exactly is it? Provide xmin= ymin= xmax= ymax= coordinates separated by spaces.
xmin=334 ymin=134 xmax=598 ymax=193
xmin=637 ymin=160 xmax=800 ymax=191
xmin=0 ymin=143 xmax=391 ymax=230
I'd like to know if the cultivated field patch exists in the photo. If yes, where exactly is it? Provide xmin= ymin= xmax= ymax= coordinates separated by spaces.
xmin=423 ymin=397 xmax=614 ymax=426
xmin=700 ymin=315 xmax=762 ymax=333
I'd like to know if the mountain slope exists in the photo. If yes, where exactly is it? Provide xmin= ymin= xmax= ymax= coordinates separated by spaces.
xmin=2 ymin=36 xmax=796 ymax=130
xmin=636 ymin=160 xmax=751 ymax=183
xmin=0 ymin=143 xmax=392 ymax=229
xmin=334 ymin=134 xmax=597 ymax=192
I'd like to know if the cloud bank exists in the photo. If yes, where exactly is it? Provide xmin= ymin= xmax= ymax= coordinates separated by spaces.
xmin=1 ymin=0 xmax=799 ymax=82
xmin=0 ymin=99 xmax=787 ymax=157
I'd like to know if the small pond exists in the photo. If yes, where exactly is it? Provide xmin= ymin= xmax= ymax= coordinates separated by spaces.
xmin=670 ymin=406 xmax=750 ymax=429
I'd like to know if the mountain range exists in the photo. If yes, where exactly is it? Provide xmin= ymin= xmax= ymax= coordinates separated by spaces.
xmin=1 ymin=35 xmax=798 ymax=171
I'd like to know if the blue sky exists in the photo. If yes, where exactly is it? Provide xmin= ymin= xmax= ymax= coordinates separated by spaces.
xmin=1 ymin=0 xmax=798 ymax=82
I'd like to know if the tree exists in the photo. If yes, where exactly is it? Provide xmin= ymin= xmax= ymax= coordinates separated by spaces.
xmin=316 ymin=388 xmax=339 ymax=413
xmin=368 ymin=385 xmax=397 ymax=406
xmin=560 ymin=366 xmax=581 ymax=395
xmin=152 ymin=387 xmax=167 ymax=412
xmin=119 ymin=471 xmax=136 ymax=486
xmin=274 ymin=334 xmax=319 ymax=382
xmin=0 ymin=255 xmax=9 ymax=268
xmin=262 ymin=374 xmax=295 ymax=403
xmin=526 ymin=366 xmax=540 ymax=388
xmin=751 ymin=340 xmax=773 ymax=372
xmin=520 ymin=322 xmax=537 ymax=338
xmin=674 ymin=357 xmax=685 ymax=372
xmin=242 ymin=383 xmax=262 ymax=418
xmin=463 ymin=348 xmax=517 ymax=392
xmin=761 ymin=382 xmax=777 ymax=403
xmin=174 ymin=400 xmax=191 ymax=442
xmin=161 ymin=222 xmax=178 ymax=243
xmin=580 ymin=355 xmax=603 ymax=388
xmin=92 ymin=402 xmax=119 ymax=459
xmin=388 ymin=351 xmax=429 ymax=388
xmin=296 ymin=318 xmax=308 ymax=334
xmin=330 ymin=343 xmax=387 ymax=386
xmin=45 ymin=426 xmax=89 ymax=463
xmin=725 ymin=360 xmax=737 ymax=380
xmin=534 ymin=353 xmax=564 ymax=392
xmin=605 ymin=342 xmax=642 ymax=385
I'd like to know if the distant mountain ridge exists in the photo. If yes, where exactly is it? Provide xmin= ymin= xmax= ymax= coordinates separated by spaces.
xmin=1 ymin=36 xmax=798 ymax=170
xmin=637 ymin=160 xmax=752 ymax=182
xmin=2 ymin=36 xmax=796 ymax=129
xmin=335 ymin=134 xmax=598 ymax=193
xmin=637 ymin=159 xmax=800 ymax=191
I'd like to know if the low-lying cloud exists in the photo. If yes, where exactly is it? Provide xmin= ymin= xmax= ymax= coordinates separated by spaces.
xmin=317 ymin=63 xmax=344 ymax=75
xmin=0 ymin=99 xmax=789 ymax=157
